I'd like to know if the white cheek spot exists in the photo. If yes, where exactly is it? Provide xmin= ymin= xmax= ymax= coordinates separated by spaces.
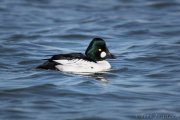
xmin=100 ymin=51 xmax=106 ymax=58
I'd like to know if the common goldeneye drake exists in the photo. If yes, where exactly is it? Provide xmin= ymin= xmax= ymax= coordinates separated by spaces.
xmin=37 ymin=38 xmax=115 ymax=73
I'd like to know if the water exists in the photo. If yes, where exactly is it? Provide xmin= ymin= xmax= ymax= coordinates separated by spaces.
xmin=0 ymin=0 xmax=180 ymax=120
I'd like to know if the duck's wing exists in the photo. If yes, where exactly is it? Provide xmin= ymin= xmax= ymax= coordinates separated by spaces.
xmin=37 ymin=53 xmax=89 ymax=70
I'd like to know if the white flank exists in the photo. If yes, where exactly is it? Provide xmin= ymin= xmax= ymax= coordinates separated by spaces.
xmin=53 ymin=59 xmax=111 ymax=73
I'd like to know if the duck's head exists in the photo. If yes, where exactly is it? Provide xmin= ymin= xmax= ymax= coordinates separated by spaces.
xmin=85 ymin=38 xmax=115 ymax=61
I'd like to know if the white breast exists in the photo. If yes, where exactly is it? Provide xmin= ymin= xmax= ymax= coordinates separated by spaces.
xmin=53 ymin=59 xmax=111 ymax=73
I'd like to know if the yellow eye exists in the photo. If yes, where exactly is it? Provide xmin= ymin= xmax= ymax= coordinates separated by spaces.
xmin=98 ymin=48 xmax=102 ymax=52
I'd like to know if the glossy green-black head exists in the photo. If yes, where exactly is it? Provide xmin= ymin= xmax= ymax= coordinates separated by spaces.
xmin=85 ymin=38 xmax=115 ymax=61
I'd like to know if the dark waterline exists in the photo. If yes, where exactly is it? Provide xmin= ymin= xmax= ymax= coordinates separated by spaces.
xmin=0 ymin=0 xmax=180 ymax=120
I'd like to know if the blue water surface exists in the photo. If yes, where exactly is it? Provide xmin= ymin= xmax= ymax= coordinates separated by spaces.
xmin=0 ymin=0 xmax=180 ymax=120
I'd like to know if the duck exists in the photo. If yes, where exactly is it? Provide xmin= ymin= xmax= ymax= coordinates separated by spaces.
xmin=37 ymin=38 xmax=115 ymax=73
